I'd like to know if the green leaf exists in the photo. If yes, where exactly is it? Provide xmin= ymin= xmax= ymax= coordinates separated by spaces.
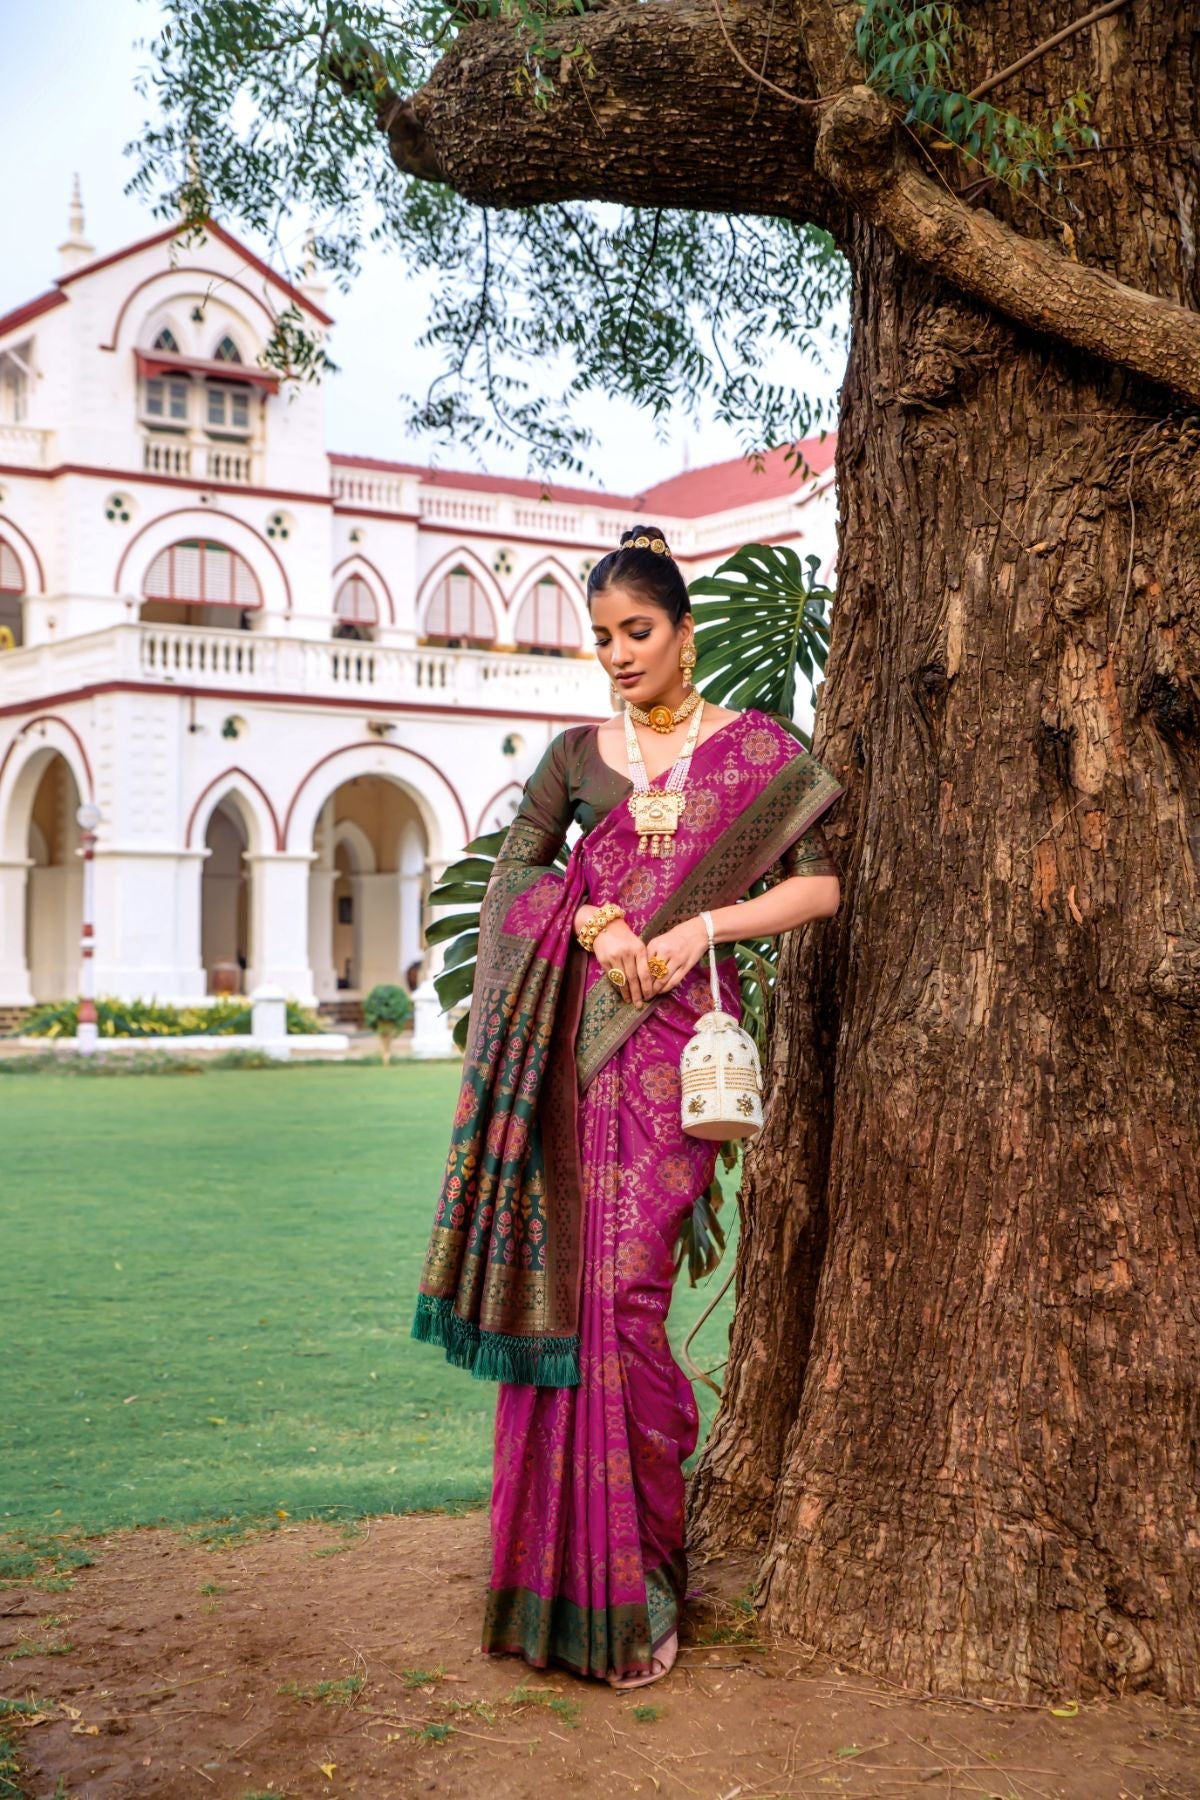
xmin=432 ymin=960 xmax=477 ymax=1011
xmin=424 ymin=910 xmax=485 ymax=946
xmin=688 ymin=541 xmax=832 ymax=723
xmin=441 ymin=931 xmax=479 ymax=970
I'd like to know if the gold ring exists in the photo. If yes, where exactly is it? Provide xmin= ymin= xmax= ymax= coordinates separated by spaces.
xmin=607 ymin=967 xmax=627 ymax=989
xmin=648 ymin=954 xmax=669 ymax=981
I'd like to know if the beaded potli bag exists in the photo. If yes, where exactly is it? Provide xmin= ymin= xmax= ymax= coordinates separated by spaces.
xmin=680 ymin=910 xmax=763 ymax=1141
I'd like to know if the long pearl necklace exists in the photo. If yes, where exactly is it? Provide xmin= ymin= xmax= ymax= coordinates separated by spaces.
xmin=624 ymin=696 xmax=706 ymax=857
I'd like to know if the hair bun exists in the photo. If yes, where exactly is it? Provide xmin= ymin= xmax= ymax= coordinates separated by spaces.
xmin=619 ymin=522 xmax=673 ymax=558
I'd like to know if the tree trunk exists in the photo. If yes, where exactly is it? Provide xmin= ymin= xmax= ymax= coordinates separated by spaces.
xmin=692 ymin=35 xmax=1200 ymax=1690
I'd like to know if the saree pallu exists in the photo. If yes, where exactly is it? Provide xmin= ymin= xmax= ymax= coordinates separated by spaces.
xmin=412 ymin=709 xmax=845 ymax=1679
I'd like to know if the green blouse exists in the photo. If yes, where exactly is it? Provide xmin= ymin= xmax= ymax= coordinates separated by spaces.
xmin=510 ymin=721 xmax=839 ymax=880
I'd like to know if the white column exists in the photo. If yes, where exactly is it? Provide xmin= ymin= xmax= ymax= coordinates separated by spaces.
xmin=356 ymin=871 xmax=401 ymax=993
xmin=410 ymin=852 xmax=456 ymax=1056
xmin=308 ymin=867 xmax=338 ymax=999
xmin=27 ymin=864 xmax=82 ymax=1001
xmin=246 ymin=850 xmax=317 ymax=1002
xmin=308 ymin=798 xmax=338 ymax=1000
xmin=422 ymin=856 xmax=450 ymax=979
xmin=92 ymin=849 xmax=208 ymax=1001
xmin=398 ymin=821 xmax=426 ymax=983
xmin=0 ymin=858 xmax=34 ymax=1005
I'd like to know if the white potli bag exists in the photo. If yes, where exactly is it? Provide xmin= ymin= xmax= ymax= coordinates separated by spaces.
xmin=680 ymin=909 xmax=764 ymax=1141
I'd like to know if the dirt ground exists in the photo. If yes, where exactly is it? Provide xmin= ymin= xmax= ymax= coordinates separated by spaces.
xmin=3 ymin=1509 xmax=1199 ymax=1800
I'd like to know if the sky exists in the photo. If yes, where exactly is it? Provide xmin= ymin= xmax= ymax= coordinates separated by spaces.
xmin=3 ymin=0 xmax=848 ymax=496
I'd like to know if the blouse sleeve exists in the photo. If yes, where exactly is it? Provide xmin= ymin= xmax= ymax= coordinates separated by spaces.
xmin=762 ymin=819 xmax=840 ymax=886
xmin=495 ymin=733 xmax=575 ymax=867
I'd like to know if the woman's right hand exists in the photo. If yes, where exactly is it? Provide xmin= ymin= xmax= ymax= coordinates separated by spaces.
xmin=591 ymin=918 xmax=655 ymax=1007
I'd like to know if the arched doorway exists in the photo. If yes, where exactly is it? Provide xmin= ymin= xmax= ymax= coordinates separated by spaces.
xmin=200 ymin=797 xmax=252 ymax=993
xmin=24 ymin=753 xmax=83 ymax=1001
xmin=308 ymin=777 xmax=429 ymax=1001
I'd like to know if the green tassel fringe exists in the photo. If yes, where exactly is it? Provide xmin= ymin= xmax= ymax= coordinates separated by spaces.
xmin=411 ymin=1292 xmax=581 ymax=1387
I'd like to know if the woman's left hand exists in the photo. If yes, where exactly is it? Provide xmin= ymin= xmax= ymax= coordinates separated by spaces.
xmin=643 ymin=916 xmax=710 ymax=994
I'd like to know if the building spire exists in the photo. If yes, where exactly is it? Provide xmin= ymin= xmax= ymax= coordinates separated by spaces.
xmin=58 ymin=173 xmax=95 ymax=274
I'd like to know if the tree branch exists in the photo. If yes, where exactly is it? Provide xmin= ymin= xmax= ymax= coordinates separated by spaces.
xmin=814 ymin=85 xmax=1200 ymax=409
xmin=373 ymin=0 xmax=1200 ymax=410
xmin=377 ymin=0 xmax=843 ymax=231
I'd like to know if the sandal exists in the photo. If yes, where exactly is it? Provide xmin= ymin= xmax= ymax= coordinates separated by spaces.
xmin=607 ymin=1630 xmax=678 ymax=1690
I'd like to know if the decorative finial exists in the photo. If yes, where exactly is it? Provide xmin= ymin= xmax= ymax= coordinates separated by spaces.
xmin=68 ymin=173 xmax=85 ymax=239
xmin=58 ymin=172 xmax=95 ymax=273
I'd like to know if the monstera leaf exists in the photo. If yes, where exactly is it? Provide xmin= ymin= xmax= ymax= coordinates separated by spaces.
xmin=425 ymin=825 xmax=571 ymax=1050
xmin=688 ymin=542 xmax=833 ymax=743
xmin=687 ymin=540 xmax=833 ymax=1071
xmin=425 ymin=827 xmax=507 ymax=1051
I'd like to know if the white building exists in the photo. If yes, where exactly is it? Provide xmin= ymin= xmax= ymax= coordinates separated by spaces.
xmin=0 ymin=188 xmax=838 ymax=1021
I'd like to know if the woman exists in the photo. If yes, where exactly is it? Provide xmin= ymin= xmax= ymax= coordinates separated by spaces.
xmin=412 ymin=524 xmax=845 ymax=1688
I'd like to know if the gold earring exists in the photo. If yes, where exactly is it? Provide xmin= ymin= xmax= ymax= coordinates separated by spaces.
xmin=610 ymin=679 xmax=625 ymax=710
xmin=679 ymin=641 xmax=697 ymax=691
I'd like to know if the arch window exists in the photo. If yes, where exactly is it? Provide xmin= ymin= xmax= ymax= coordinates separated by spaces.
xmin=142 ymin=540 xmax=262 ymax=627
xmin=424 ymin=566 xmax=497 ymax=648
xmin=0 ymin=537 xmax=24 ymax=594
xmin=334 ymin=575 xmax=379 ymax=642
xmin=0 ymin=535 xmax=25 ymax=649
xmin=214 ymin=336 xmax=243 ymax=363
xmin=152 ymin=327 xmax=180 ymax=352
xmin=513 ymin=576 xmax=582 ymax=656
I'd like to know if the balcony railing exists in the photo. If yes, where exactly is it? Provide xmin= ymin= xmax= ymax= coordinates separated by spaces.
xmin=142 ymin=434 xmax=258 ymax=485
xmin=0 ymin=424 xmax=55 ymax=469
xmin=0 ymin=622 xmax=605 ymax=716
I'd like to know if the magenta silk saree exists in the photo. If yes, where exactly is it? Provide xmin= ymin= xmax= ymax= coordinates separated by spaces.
xmin=412 ymin=708 xmax=844 ymax=1679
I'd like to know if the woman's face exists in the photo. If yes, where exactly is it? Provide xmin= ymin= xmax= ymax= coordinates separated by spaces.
xmin=589 ymin=584 xmax=692 ymax=708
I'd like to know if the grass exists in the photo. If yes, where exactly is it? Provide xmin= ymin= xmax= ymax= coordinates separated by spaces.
xmin=1 ymin=1064 xmax=737 ymax=1547
xmin=277 ymin=1674 xmax=365 ymax=1706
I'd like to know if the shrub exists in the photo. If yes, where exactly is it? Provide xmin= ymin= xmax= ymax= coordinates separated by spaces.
xmin=363 ymin=984 xmax=414 ymax=1063
xmin=16 ymin=996 xmax=322 ymax=1039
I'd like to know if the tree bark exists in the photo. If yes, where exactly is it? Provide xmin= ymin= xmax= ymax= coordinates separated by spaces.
xmin=692 ymin=0 xmax=1200 ymax=1695
xmin=387 ymin=0 xmax=1200 ymax=1699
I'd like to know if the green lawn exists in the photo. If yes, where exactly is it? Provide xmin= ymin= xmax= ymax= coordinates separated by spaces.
xmin=0 ymin=1063 xmax=736 ymax=1544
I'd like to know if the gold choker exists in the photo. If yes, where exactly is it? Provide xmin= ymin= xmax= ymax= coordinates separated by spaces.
xmin=625 ymin=688 xmax=703 ymax=734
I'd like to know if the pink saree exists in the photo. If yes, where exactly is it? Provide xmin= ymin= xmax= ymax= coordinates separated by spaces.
xmin=413 ymin=708 xmax=844 ymax=1679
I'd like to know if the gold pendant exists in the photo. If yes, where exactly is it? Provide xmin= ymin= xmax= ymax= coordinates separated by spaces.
xmin=648 ymin=704 xmax=675 ymax=733
xmin=629 ymin=790 xmax=686 ymax=854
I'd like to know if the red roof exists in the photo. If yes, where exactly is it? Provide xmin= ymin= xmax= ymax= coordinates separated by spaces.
xmin=637 ymin=438 xmax=837 ymax=517
xmin=329 ymin=435 xmax=838 ymax=517
xmin=0 ymin=289 xmax=69 ymax=342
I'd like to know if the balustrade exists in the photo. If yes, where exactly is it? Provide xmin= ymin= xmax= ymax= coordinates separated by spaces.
xmin=0 ymin=424 xmax=54 ymax=469
xmin=1 ymin=622 xmax=602 ymax=714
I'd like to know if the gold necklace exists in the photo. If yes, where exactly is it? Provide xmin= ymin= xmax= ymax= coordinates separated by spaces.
xmin=624 ymin=697 xmax=706 ymax=856
xmin=625 ymin=687 xmax=702 ymax=735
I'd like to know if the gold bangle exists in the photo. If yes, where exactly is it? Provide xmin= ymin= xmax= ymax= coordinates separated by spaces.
xmin=577 ymin=901 xmax=624 ymax=954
